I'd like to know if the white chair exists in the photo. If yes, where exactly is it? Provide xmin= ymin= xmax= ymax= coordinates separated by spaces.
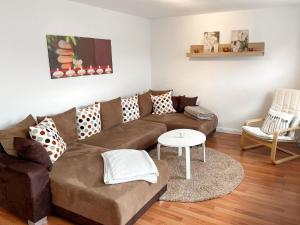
xmin=240 ymin=89 xmax=300 ymax=164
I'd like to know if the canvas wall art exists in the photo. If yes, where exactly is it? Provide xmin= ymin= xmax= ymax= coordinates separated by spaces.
xmin=231 ymin=30 xmax=249 ymax=52
xmin=46 ymin=35 xmax=113 ymax=79
xmin=203 ymin=31 xmax=220 ymax=53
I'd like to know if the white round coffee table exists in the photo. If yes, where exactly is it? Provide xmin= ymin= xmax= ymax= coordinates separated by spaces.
xmin=157 ymin=129 xmax=206 ymax=179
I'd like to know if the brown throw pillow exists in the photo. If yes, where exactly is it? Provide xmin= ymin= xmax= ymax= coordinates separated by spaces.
xmin=172 ymin=95 xmax=184 ymax=112
xmin=179 ymin=96 xmax=198 ymax=113
xmin=37 ymin=108 xmax=77 ymax=145
xmin=0 ymin=115 xmax=36 ymax=156
xmin=14 ymin=137 xmax=52 ymax=171
xmin=99 ymin=97 xmax=123 ymax=130
xmin=138 ymin=91 xmax=152 ymax=117
xmin=150 ymin=89 xmax=173 ymax=96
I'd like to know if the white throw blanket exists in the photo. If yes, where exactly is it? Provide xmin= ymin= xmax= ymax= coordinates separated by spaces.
xmin=102 ymin=149 xmax=159 ymax=184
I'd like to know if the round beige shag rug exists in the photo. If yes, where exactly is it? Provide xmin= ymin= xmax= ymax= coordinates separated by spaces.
xmin=149 ymin=147 xmax=244 ymax=202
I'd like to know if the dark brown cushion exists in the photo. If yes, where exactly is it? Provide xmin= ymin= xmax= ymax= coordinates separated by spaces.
xmin=0 ymin=115 xmax=36 ymax=156
xmin=172 ymin=95 xmax=184 ymax=112
xmin=99 ymin=97 xmax=123 ymax=130
xmin=150 ymin=89 xmax=172 ymax=96
xmin=138 ymin=91 xmax=152 ymax=117
xmin=37 ymin=108 xmax=77 ymax=145
xmin=14 ymin=137 xmax=52 ymax=171
xmin=179 ymin=96 xmax=198 ymax=113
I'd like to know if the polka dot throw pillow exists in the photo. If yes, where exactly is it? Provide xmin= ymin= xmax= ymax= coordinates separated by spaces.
xmin=151 ymin=91 xmax=176 ymax=115
xmin=29 ymin=118 xmax=67 ymax=163
xmin=76 ymin=103 xmax=101 ymax=140
xmin=121 ymin=95 xmax=140 ymax=123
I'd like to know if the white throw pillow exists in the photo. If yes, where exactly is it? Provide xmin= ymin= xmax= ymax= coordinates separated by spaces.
xmin=151 ymin=91 xmax=176 ymax=115
xmin=261 ymin=109 xmax=294 ymax=135
xmin=76 ymin=103 xmax=101 ymax=140
xmin=29 ymin=118 xmax=66 ymax=163
xmin=121 ymin=95 xmax=140 ymax=123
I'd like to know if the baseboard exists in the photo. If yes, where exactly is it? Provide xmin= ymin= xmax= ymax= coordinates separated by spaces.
xmin=217 ymin=126 xmax=241 ymax=135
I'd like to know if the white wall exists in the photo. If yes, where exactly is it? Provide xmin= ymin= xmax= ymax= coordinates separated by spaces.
xmin=0 ymin=0 xmax=151 ymax=128
xmin=151 ymin=7 xmax=300 ymax=133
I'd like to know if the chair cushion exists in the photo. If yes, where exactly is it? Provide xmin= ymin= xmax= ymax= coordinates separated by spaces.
xmin=0 ymin=115 xmax=36 ymax=156
xmin=261 ymin=109 xmax=294 ymax=135
xmin=141 ymin=113 xmax=218 ymax=135
xmin=50 ymin=142 xmax=169 ymax=225
xmin=242 ymin=126 xmax=295 ymax=142
xmin=37 ymin=108 xmax=77 ymax=145
xmin=80 ymin=120 xmax=167 ymax=150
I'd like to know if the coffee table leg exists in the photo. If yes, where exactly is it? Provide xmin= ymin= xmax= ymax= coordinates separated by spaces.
xmin=185 ymin=146 xmax=191 ymax=179
xmin=202 ymin=142 xmax=206 ymax=162
xmin=157 ymin=143 xmax=161 ymax=160
xmin=178 ymin=147 xmax=182 ymax=157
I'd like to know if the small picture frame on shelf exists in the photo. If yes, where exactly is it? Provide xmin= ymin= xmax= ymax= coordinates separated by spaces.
xmin=231 ymin=30 xmax=249 ymax=52
xmin=203 ymin=31 xmax=220 ymax=53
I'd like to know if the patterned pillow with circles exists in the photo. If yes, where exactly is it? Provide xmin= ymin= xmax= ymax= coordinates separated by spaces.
xmin=121 ymin=95 xmax=140 ymax=123
xmin=76 ymin=103 xmax=101 ymax=140
xmin=29 ymin=118 xmax=67 ymax=163
xmin=151 ymin=91 xmax=176 ymax=115
xmin=261 ymin=109 xmax=294 ymax=135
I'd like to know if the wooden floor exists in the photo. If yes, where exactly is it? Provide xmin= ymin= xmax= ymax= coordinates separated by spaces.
xmin=1 ymin=132 xmax=299 ymax=225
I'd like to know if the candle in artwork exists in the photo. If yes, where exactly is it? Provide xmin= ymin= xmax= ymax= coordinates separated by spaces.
xmin=77 ymin=66 xmax=86 ymax=76
xmin=52 ymin=68 xmax=64 ymax=78
xmin=105 ymin=65 xmax=112 ymax=74
xmin=96 ymin=66 xmax=104 ymax=74
xmin=87 ymin=65 xmax=95 ymax=75
xmin=66 ymin=67 xmax=75 ymax=77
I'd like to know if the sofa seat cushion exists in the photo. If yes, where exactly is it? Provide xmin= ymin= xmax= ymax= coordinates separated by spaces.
xmin=141 ymin=113 xmax=218 ymax=135
xmin=50 ymin=142 xmax=169 ymax=225
xmin=80 ymin=120 xmax=167 ymax=150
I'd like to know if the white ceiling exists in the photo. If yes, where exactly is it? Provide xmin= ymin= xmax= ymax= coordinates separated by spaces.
xmin=69 ymin=0 xmax=300 ymax=18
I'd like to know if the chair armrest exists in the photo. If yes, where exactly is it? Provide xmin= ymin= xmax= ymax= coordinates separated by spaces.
xmin=0 ymin=153 xmax=51 ymax=223
xmin=274 ymin=126 xmax=300 ymax=136
xmin=244 ymin=118 xmax=265 ymax=126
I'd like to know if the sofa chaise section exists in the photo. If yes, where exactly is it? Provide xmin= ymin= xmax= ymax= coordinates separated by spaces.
xmin=50 ymin=142 xmax=169 ymax=225
xmin=80 ymin=119 xmax=167 ymax=149
xmin=141 ymin=113 xmax=218 ymax=136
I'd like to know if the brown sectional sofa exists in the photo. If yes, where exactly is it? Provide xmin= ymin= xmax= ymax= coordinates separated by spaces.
xmin=0 ymin=91 xmax=218 ymax=225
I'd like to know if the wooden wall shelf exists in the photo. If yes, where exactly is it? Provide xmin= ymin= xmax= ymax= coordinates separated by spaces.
xmin=187 ymin=42 xmax=265 ymax=58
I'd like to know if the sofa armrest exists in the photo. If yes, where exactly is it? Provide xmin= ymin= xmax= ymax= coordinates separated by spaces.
xmin=0 ymin=153 xmax=51 ymax=223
